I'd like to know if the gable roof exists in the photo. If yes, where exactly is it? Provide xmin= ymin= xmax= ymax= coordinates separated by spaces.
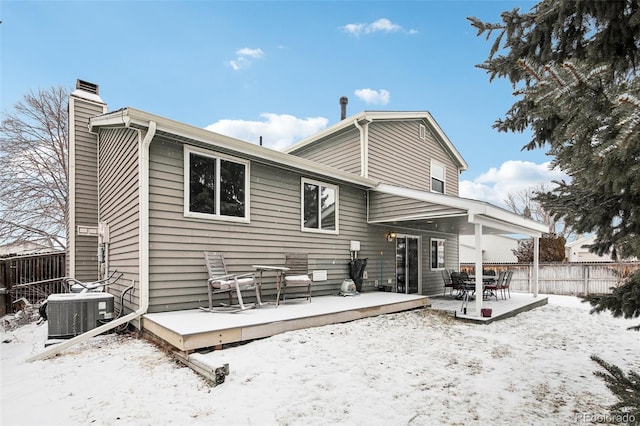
xmin=89 ymin=107 xmax=380 ymax=189
xmin=87 ymin=105 xmax=546 ymax=238
xmin=566 ymin=234 xmax=596 ymax=248
xmin=284 ymin=111 xmax=469 ymax=171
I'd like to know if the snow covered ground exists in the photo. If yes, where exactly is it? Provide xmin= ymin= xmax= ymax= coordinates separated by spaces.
xmin=1 ymin=295 xmax=638 ymax=425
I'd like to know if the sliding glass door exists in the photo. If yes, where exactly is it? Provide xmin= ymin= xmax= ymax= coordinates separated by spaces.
xmin=396 ymin=235 xmax=420 ymax=294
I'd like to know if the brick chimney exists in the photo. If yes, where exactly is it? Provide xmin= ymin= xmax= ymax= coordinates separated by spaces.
xmin=340 ymin=96 xmax=348 ymax=120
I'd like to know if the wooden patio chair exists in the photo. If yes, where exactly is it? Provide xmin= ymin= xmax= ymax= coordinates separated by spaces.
xmin=201 ymin=251 xmax=261 ymax=313
xmin=277 ymin=253 xmax=312 ymax=306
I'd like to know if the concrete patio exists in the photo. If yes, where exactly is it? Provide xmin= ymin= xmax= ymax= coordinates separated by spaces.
xmin=427 ymin=291 xmax=549 ymax=323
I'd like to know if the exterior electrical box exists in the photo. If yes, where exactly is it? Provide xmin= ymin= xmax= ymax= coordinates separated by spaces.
xmin=47 ymin=292 xmax=115 ymax=339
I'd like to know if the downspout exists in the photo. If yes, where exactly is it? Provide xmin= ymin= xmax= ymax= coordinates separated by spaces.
xmin=353 ymin=118 xmax=371 ymax=178
xmin=27 ymin=121 xmax=157 ymax=362
xmin=533 ymin=235 xmax=540 ymax=297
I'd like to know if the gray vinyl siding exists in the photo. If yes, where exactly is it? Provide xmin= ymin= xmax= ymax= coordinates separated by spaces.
xmin=368 ymin=120 xmax=460 ymax=196
xmin=98 ymin=127 xmax=141 ymax=313
xmin=368 ymin=191 xmax=467 ymax=222
xmin=69 ymin=95 xmax=104 ymax=282
xmin=366 ymin=190 xmax=461 ymax=295
xmin=290 ymin=127 xmax=361 ymax=175
xmin=356 ymin=229 xmax=458 ymax=297
xmin=143 ymin=136 xmax=458 ymax=312
xmin=146 ymin=137 xmax=372 ymax=312
xmin=289 ymin=120 xmax=461 ymax=196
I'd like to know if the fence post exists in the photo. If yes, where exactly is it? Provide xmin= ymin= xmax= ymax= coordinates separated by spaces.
xmin=583 ymin=264 xmax=589 ymax=296
xmin=0 ymin=258 xmax=9 ymax=315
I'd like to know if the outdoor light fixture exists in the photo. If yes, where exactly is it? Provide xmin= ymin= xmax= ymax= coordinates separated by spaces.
xmin=385 ymin=231 xmax=396 ymax=242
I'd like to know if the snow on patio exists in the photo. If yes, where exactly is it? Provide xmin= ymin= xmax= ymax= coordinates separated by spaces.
xmin=1 ymin=295 xmax=638 ymax=425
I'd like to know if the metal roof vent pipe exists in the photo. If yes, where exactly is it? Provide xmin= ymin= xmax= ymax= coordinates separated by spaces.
xmin=340 ymin=96 xmax=348 ymax=120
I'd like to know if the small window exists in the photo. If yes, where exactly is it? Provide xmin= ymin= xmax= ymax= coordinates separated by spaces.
xmin=431 ymin=238 xmax=446 ymax=270
xmin=184 ymin=146 xmax=249 ymax=222
xmin=302 ymin=178 xmax=338 ymax=234
xmin=431 ymin=160 xmax=445 ymax=194
xmin=419 ymin=124 xmax=427 ymax=140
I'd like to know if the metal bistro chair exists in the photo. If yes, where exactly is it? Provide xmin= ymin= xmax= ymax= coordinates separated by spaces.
xmin=501 ymin=270 xmax=513 ymax=299
xmin=202 ymin=251 xmax=261 ymax=313
xmin=277 ymin=253 xmax=312 ymax=306
xmin=442 ymin=269 xmax=454 ymax=296
xmin=484 ymin=271 xmax=505 ymax=301
xmin=450 ymin=272 xmax=469 ymax=300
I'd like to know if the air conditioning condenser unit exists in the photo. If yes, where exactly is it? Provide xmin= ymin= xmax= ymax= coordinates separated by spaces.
xmin=47 ymin=292 xmax=115 ymax=339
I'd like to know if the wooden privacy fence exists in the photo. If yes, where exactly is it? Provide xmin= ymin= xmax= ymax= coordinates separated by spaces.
xmin=460 ymin=262 xmax=640 ymax=296
xmin=0 ymin=251 xmax=67 ymax=314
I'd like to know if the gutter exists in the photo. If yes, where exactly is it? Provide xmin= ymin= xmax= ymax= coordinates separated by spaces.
xmin=91 ymin=107 xmax=378 ymax=190
xmin=27 ymin=121 xmax=157 ymax=362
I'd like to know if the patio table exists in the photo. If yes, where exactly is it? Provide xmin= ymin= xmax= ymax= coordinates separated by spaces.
xmin=468 ymin=275 xmax=497 ymax=283
xmin=252 ymin=265 xmax=289 ymax=305
xmin=469 ymin=275 xmax=501 ymax=300
xmin=459 ymin=282 xmax=477 ymax=313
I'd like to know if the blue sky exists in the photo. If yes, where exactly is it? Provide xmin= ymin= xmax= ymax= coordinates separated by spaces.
xmin=1 ymin=0 xmax=567 ymax=208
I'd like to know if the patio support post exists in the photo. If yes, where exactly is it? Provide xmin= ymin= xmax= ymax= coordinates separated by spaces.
xmin=533 ymin=236 xmax=540 ymax=297
xmin=474 ymin=223 xmax=483 ymax=316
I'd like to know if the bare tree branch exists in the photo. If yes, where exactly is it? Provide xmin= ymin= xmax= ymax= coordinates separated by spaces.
xmin=503 ymin=183 xmax=575 ymax=240
xmin=0 ymin=85 xmax=70 ymax=249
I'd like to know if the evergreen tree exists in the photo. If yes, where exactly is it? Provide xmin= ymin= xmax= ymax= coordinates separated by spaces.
xmin=470 ymin=0 xmax=640 ymax=318
xmin=591 ymin=355 xmax=640 ymax=422
xmin=470 ymin=0 xmax=640 ymax=418
xmin=586 ymin=272 xmax=640 ymax=332
xmin=469 ymin=0 xmax=640 ymax=260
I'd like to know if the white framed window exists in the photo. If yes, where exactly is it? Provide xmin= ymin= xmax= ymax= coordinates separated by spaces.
xmin=301 ymin=178 xmax=339 ymax=234
xmin=419 ymin=124 xmax=427 ymax=140
xmin=431 ymin=160 xmax=445 ymax=194
xmin=184 ymin=146 xmax=250 ymax=222
xmin=430 ymin=238 xmax=446 ymax=270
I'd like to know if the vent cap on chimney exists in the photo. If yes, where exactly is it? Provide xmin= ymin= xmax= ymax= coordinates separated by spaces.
xmin=340 ymin=96 xmax=348 ymax=120
xmin=76 ymin=79 xmax=99 ymax=95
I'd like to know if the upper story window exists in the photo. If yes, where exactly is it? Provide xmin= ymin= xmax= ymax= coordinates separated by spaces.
xmin=184 ymin=146 xmax=250 ymax=222
xmin=431 ymin=160 xmax=445 ymax=194
xmin=302 ymin=178 xmax=339 ymax=234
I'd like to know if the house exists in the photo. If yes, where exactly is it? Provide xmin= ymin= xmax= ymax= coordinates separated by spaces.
xmin=565 ymin=234 xmax=637 ymax=262
xmin=459 ymin=234 xmax=520 ymax=264
xmin=566 ymin=235 xmax=607 ymax=262
xmin=0 ymin=239 xmax=57 ymax=256
xmin=65 ymin=80 xmax=548 ymax=334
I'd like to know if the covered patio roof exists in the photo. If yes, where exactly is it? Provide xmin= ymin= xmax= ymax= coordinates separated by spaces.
xmin=368 ymin=183 xmax=548 ymax=317
xmin=368 ymin=183 xmax=548 ymax=237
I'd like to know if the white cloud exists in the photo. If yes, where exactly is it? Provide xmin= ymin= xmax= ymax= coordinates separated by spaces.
xmin=236 ymin=48 xmax=264 ymax=58
xmin=205 ymin=113 xmax=329 ymax=150
xmin=354 ymin=88 xmax=390 ymax=105
xmin=342 ymin=23 xmax=366 ymax=35
xmin=368 ymin=18 xmax=401 ymax=33
xmin=340 ymin=18 xmax=416 ymax=36
xmin=228 ymin=47 xmax=265 ymax=71
xmin=459 ymin=160 xmax=570 ymax=208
